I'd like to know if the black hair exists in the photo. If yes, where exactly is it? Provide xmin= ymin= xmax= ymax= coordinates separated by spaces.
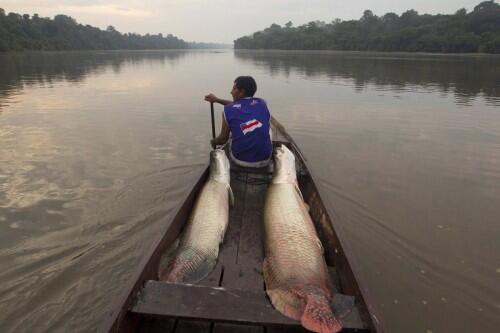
xmin=234 ymin=76 xmax=257 ymax=97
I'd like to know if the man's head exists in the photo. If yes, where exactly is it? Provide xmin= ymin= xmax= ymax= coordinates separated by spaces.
xmin=231 ymin=76 xmax=257 ymax=101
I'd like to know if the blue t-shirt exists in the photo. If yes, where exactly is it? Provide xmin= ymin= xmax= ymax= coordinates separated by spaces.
xmin=223 ymin=97 xmax=272 ymax=163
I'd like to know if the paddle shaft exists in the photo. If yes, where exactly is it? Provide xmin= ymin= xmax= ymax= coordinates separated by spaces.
xmin=210 ymin=102 xmax=216 ymax=140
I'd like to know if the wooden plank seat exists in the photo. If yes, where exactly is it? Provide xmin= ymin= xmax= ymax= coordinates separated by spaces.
xmin=132 ymin=280 xmax=368 ymax=330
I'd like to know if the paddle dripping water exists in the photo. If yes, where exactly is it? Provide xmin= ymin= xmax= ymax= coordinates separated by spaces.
xmin=263 ymin=145 xmax=342 ymax=333
xmin=159 ymin=149 xmax=233 ymax=283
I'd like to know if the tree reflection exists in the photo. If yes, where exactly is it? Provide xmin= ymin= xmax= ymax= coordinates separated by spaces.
xmin=0 ymin=51 xmax=189 ymax=109
xmin=235 ymin=50 xmax=500 ymax=106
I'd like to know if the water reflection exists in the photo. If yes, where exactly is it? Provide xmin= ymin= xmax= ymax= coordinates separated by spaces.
xmin=0 ymin=51 xmax=189 ymax=109
xmin=235 ymin=50 xmax=500 ymax=106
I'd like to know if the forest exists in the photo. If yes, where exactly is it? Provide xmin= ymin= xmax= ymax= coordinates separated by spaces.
xmin=234 ymin=1 xmax=500 ymax=53
xmin=0 ymin=9 xmax=222 ymax=51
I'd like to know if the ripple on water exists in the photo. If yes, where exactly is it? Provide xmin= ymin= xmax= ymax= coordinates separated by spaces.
xmin=1 ymin=50 xmax=500 ymax=333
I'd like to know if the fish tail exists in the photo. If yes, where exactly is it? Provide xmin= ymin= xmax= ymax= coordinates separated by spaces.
xmin=159 ymin=247 xmax=217 ymax=283
xmin=300 ymin=292 xmax=342 ymax=333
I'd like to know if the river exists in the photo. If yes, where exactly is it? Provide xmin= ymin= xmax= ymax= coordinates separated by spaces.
xmin=0 ymin=50 xmax=499 ymax=333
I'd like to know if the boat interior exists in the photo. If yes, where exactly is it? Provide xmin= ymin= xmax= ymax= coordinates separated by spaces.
xmin=104 ymin=122 xmax=373 ymax=333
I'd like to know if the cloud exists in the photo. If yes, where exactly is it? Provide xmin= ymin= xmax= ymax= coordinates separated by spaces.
xmin=58 ymin=4 xmax=152 ymax=18
xmin=1 ymin=1 xmax=152 ymax=17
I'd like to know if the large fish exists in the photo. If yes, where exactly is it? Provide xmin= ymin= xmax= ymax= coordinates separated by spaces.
xmin=159 ymin=149 xmax=233 ymax=283
xmin=263 ymin=145 xmax=342 ymax=333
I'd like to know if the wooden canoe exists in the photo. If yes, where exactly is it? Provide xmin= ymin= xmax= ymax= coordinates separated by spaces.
xmin=100 ymin=117 xmax=385 ymax=333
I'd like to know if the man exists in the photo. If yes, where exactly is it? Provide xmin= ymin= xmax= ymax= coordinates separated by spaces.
xmin=204 ymin=76 xmax=272 ymax=168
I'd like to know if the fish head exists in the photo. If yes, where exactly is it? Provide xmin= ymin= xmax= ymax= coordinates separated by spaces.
xmin=209 ymin=149 xmax=231 ymax=184
xmin=272 ymin=145 xmax=297 ymax=184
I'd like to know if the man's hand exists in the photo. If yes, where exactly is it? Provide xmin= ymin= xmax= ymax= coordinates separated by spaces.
xmin=204 ymin=93 xmax=218 ymax=103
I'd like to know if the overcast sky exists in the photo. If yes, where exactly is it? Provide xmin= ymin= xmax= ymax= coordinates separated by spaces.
xmin=2 ymin=1 xmax=486 ymax=43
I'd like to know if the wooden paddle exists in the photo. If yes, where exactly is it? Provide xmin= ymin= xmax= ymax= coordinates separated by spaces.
xmin=210 ymin=102 xmax=216 ymax=145
xmin=210 ymin=102 xmax=216 ymax=139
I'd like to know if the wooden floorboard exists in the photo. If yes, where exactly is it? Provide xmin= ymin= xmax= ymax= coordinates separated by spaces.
xmin=266 ymin=326 xmax=307 ymax=333
xmin=213 ymin=171 xmax=264 ymax=333
xmin=218 ymin=171 xmax=247 ymax=265
xmin=238 ymin=180 xmax=267 ymax=267
xmin=136 ymin=317 xmax=154 ymax=333
xmin=137 ymin=316 xmax=176 ymax=333
xmin=213 ymin=325 xmax=262 ymax=333
xmin=175 ymin=320 xmax=212 ymax=333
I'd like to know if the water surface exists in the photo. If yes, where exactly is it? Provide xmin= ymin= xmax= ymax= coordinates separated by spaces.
xmin=0 ymin=50 xmax=499 ymax=333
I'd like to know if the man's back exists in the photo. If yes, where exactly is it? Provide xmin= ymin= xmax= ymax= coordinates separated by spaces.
xmin=224 ymin=97 xmax=272 ymax=166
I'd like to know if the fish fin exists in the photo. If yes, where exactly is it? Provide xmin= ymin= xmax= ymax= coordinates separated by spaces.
xmin=301 ymin=291 xmax=342 ymax=333
xmin=228 ymin=184 xmax=234 ymax=207
xmin=183 ymin=256 xmax=218 ymax=283
xmin=294 ymin=183 xmax=305 ymax=202
xmin=159 ymin=247 xmax=218 ymax=284
xmin=262 ymin=257 xmax=271 ymax=284
xmin=303 ymin=202 xmax=310 ymax=212
xmin=316 ymin=237 xmax=324 ymax=254
xmin=158 ymin=238 xmax=180 ymax=278
xmin=159 ymin=257 xmax=181 ymax=282
xmin=220 ymin=222 xmax=228 ymax=244
xmin=267 ymin=287 xmax=304 ymax=321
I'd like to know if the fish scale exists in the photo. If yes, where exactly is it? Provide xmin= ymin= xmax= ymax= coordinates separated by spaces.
xmin=159 ymin=149 xmax=231 ymax=283
xmin=263 ymin=145 xmax=341 ymax=333
xmin=264 ymin=183 xmax=330 ymax=291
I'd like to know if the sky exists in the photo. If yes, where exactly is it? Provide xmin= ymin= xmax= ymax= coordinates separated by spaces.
xmin=1 ymin=1 xmax=487 ymax=43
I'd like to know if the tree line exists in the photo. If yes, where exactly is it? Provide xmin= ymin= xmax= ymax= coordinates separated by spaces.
xmin=234 ymin=1 xmax=500 ymax=53
xmin=0 ymin=9 xmax=226 ymax=51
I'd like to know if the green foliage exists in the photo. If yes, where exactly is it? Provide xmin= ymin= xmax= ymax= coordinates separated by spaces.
xmin=0 ymin=10 xmax=189 ymax=51
xmin=234 ymin=1 xmax=500 ymax=53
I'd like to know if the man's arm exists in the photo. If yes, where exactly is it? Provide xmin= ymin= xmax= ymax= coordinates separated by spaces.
xmin=205 ymin=93 xmax=232 ymax=106
xmin=211 ymin=114 xmax=230 ymax=148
